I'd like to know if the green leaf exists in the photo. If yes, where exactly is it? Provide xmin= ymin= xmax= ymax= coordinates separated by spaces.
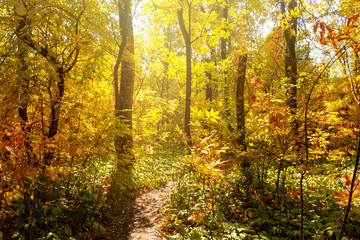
xmin=11 ymin=232 xmax=20 ymax=239
xmin=252 ymin=235 xmax=269 ymax=240
xmin=157 ymin=230 xmax=182 ymax=240
xmin=172 ymin=223 xmax=188 ymax=236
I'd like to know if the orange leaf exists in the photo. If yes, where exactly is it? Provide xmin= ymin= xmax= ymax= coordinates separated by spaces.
xmin=355 ymin=44 xmax=360 ymax=51
xmin=345 ymin=174 xmax=351 ymax=186
xmin=326 ymin=25 xmax=334 ymax=33
xmin=353 ymin=13 xmax=360 ymax=23
xmin=331 ymin=40 xmax=339 ymax=50
xmin=320 ymin=38 xmax=327 ymax=45
xmin=327 ymin=32 xmax=335 ymax=40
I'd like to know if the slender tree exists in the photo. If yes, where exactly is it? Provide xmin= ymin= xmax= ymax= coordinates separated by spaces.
xmin=110 ymin=0 xmax=135 ymax=202
xmin=236 ymin=54 xmax=247 ymax=148
xmin=281 ymin=0 xmax=298 ymax=137
xmin=14 ymin=0 xmax=83 ymax=164
xmin=178 ymin=0 xmax=192 ymax=148
xmin=221 ymin=1 xmax=230 ymax=116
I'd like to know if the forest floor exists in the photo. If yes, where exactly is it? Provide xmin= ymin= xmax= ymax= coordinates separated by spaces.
xmin=94 ymin=182 xmax=172 ymax=240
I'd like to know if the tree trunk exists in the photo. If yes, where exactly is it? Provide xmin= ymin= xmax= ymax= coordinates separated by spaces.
xmin=110 ymin=0 xmax=135 ymax=203
xmin=114 ymin=0 xmax=135 ymax=158
xmin=17 ymin=46 xmax=33 ymax=165
xmin=206 ymin=49 xmax=216 ymax=104
xmin=221 ymin=3 xmax=230 ymax=117
xmin=281 ymin=0 xmax=298 ymax=138
xmin=160 ymin=27 xmax=171 ymax=99
xmin=178 ymin=3 xmax=192 ymax=149
xmin=205 ymin=68 xmax=213 ymax=102
xmin=236 ymin=54 xmax=247 ymax=148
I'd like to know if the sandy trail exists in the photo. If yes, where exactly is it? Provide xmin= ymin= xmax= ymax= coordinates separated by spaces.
xmin=95 ymin=183 xmax=172 ymax=240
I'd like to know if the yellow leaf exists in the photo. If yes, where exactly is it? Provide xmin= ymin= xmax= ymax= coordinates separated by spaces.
xmin=76 ymin=148 xmax=83 ymax=156
xmin=48 ymin=165 xmax=54 ymax=171
xmin=15 ymin=3 xmax=27 ymax=16
xmin=348 ymin=149 xmax=356 ymax=156
xmin=4 ymin=192 xmax=13 ymax=202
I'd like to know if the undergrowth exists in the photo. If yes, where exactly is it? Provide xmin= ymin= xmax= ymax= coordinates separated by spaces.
xmin=0 ymin=146 xmax=183 ymax=240
xmin=159 ymin=153 xmax=360 ymax=240
xmin=133 ymin=153 xmax=184 ymax=191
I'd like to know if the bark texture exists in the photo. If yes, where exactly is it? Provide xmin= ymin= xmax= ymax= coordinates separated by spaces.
xmin=109 ymin=0 xmax=135 ymax=203
xmin=114 ymin=0 xmax=135 ymax=158
xmin=236 ymin=54 xmax=247 ymax=148
xmin=177 ymin=3 xmax=192 ymax=148
xmin=281 ymin=0 xmax=298 ymax=136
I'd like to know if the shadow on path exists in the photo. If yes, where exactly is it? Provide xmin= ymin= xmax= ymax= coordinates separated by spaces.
xmin=94 ymin=195 xmax=136 ymax=240
xmin=94 ymin=182 xmax=172 ymax=240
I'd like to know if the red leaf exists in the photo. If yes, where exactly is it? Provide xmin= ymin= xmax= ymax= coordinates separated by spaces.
xmin=319 ymin=21 xmax=325 ymax=31
xmin=105 ymin=177 xmax=111 ymax=184
xmin=251 ymin=94 xmax=256 ymax=102
xmin=327 ymin=32 xmax=334 ymax=40
xmin=313 ymin=20 xmax=320 ymax=33
xmin=326 ymin=25 xmax=334 ymax=33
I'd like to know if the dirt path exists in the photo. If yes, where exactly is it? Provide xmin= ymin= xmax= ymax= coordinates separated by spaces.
xmin=95 ymin=183 xmax=172 ymax=240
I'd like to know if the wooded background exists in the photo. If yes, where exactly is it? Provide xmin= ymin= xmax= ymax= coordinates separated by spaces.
xmin=1 ymin=0 xmax=360 ymax=239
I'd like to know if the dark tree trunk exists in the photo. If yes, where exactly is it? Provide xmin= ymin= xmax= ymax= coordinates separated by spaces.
xmin=17 ymin=46 xmax=33 ymax=165
xmin=236 ymin=54 xmax=247 ymax=148
xmin=206 ymin=70 xmax=213 ymax=102
xmin=114 ymin=0 xmax=135 ymax=158
xmin=281 ymin=1 xmax=301 ymax=238
xmin=109 ymin=0 xmax=135 ymax=203
xmin=48 ymin=68 xmax=65 ymax=139
xmin=178 ymin=4 xmax=192 ymax=148
xmin=281 ymin=0 xmax=298 ymax=137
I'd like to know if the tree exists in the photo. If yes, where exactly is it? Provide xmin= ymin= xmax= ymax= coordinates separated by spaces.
xmin=221 ymin=1 xmax=230 ymax=117
xmin=110 ymin=0 xmax=135 ymax=201
xmin=236 ymin=54 xmax=247 ymax=147
xmin=281 ymin=0 xmax=298 ymax=139
xmin=13 ymin=0 xmax=83 ymax=164
xmin=177 ymin=0 xmax=193 ymax=149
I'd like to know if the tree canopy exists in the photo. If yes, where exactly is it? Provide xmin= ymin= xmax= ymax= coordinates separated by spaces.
xmin=1 ymin=0 xmax=360 ymax=239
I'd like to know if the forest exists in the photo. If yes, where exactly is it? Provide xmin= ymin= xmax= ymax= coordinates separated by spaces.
xmin=1 ymin=0 xmax=360 ymax=239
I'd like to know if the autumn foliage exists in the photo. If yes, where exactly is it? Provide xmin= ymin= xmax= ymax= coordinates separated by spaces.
xmin=1 ymin=0 xmax=360 ymax=239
